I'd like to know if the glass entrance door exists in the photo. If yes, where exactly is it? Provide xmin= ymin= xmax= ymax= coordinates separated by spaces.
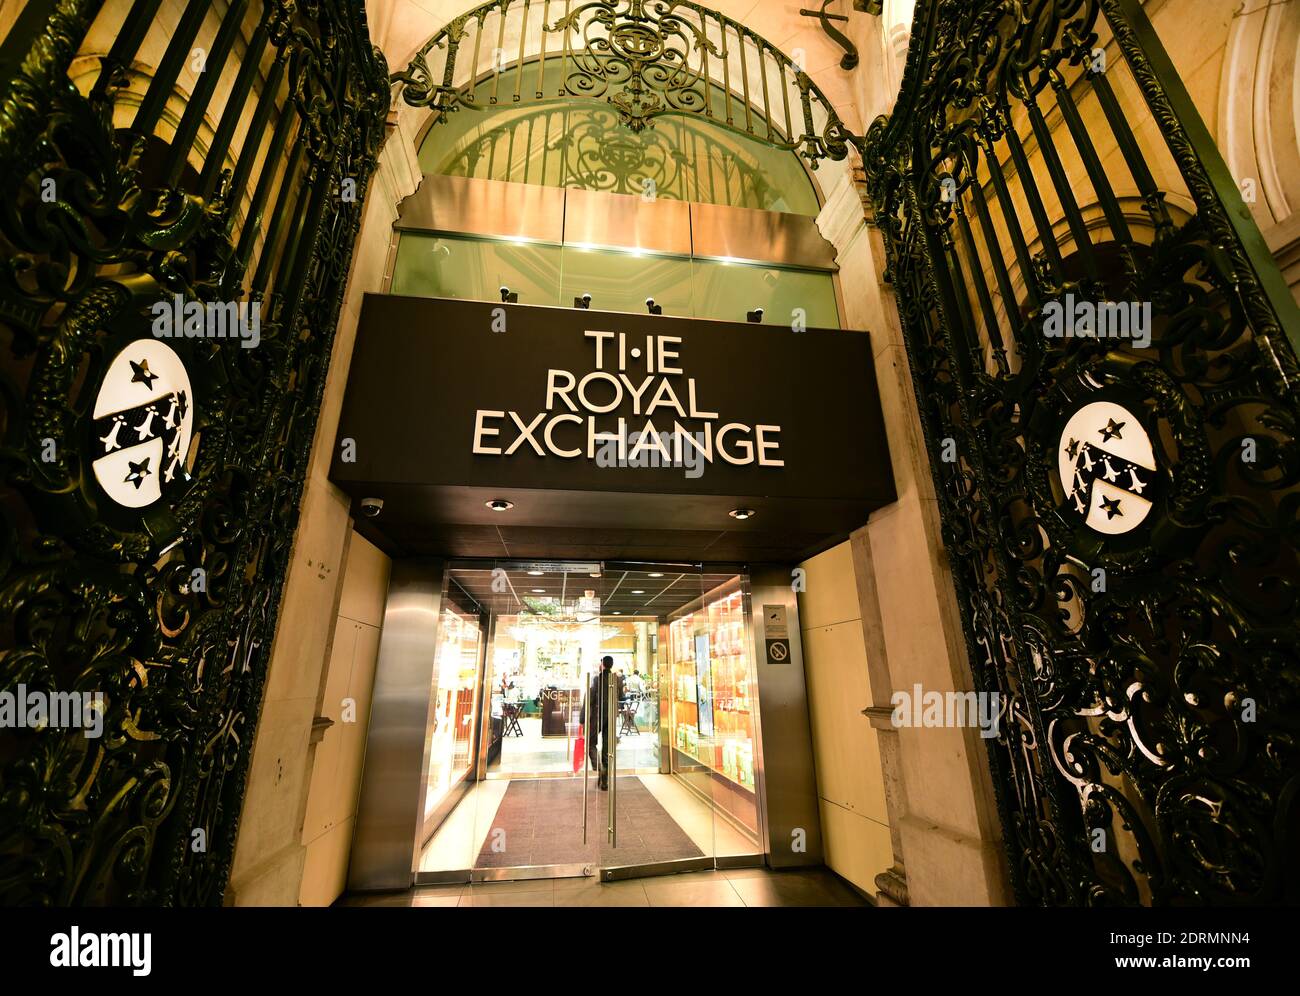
xmin=599 ymin=565 xmax=716 ymax=878
xmin=416 ymin=560 xmax=766 ymax=883
xmin=469 ymin=560 xmax=603 ymax=878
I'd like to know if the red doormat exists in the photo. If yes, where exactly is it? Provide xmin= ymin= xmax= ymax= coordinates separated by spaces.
xmin=476 ymin=776 xmax=705 ymax=869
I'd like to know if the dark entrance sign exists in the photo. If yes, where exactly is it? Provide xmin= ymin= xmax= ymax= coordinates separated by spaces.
xmin=331 ymin=295 xmax=895 ymax=562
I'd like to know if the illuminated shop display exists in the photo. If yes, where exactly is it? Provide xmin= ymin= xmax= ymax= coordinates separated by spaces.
xmin=666 ymin=585 xmax=758 ymax=834
xmin=491 ymin=615 xmax=595 ymax=728
xmin=424 ymin=607 xmax=482 ymax=817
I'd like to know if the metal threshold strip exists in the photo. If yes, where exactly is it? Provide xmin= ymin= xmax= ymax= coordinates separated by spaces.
xmin=472 ymin=863 xmax=595 ymax=883
xmin=600 ymin=857 xmax=716 ymax=882
xmin=416 ymin=858 xmax=740 ymax=887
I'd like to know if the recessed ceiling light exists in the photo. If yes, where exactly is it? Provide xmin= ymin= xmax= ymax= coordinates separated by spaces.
xmin=531 ymin=588 xmax=546 ymax=593
xmin=527 ymin=570 xmax=544 ymax=576
xmin=486 ymin=499 xmax=514 ymax=512
xmin=649 ymin=573 xmax=664 ymax=578
xmin=631 ymin=590 xmax=645 ymax=594
xmin=729 ymin=508 xmax=756 ymax=520
xmin=612 ymin=611 xmax=622 ymax=615
xmin=589 ymin=572 xmax=601 ymax=578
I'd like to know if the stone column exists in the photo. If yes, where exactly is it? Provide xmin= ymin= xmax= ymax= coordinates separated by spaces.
xmin=817 ymin=158 xmax=1011 ymax=907
xmin=226 ymin=102 xmax=424 ymax=905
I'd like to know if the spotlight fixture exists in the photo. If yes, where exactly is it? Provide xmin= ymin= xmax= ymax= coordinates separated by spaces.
xmin=574 ymin=292 xmax=592 ymax=309
xmin=646 ymin=297 xmax=662 ymax=316
xmin=729 ymin=508 xmax=756 ymax=520
xmin=486 ymin=499 xmax=514 ymax=512
xmin=499 ymin=285 xmax=518 ymax=304
xmin=746 ymin=308 xmax=764 ymax=323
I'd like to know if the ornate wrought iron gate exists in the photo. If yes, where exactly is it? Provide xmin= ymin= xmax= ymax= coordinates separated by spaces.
xmin=864 ymin=0 xmax=1300 ymax=904
xmin=0 ymin=1 xmax=388 ymax=904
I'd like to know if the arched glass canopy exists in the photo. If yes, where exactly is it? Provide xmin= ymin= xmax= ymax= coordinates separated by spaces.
xmin=416 ymin=60 xmax=823 ymax=216
xmin=392 ymin=0 xmax=862 ymax=167
xmin=389 ymin=2 xmax=850 ymax=328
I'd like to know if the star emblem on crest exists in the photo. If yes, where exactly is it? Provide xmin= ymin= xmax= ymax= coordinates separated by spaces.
xmin=1100 ymin=495 xmax=1123 ymax=520
xmin=130 ymin=358 xmax=158 ymax=389
xmin=124 ymin=457 xmax=152 ymax=490
xmin=1099 ymin=418 xmax=1125 ymax=442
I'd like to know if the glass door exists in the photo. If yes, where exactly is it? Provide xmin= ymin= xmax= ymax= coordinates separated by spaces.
xmin=471 ymin=560 xmax=603 ymax=879
xmin=598 ymin=565 xmax=715 ymax=878
xmin=416 ymin=559 xmax=766 ymax=883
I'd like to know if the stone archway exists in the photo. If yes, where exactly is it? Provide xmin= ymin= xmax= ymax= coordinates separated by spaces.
xmin=1219 ymin=0 xmax=1300 ymax=301
xmin=232 ymin=0 xmax=1012 ymax=908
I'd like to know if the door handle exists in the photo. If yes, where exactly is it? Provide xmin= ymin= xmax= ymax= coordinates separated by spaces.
xmin=607 ymin=674 xmax=618 ymax=847
xmin=582 ymin=683 xmax=591 ymax=845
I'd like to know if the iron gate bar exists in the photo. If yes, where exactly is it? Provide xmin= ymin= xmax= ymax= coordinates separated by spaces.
xmin=863 ymin=0 xmax=1300 ymax=905
xmin=0 ymin=0 xmax=389 ymax=905
xmin=1104 ymin=0 xmax=1300 ymax=369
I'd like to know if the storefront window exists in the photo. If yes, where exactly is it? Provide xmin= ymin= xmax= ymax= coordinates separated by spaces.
xmin=419 ymin=562 xmax=767 ymax=877
xmin=424 ymin=604 xmax=483 ymax=821
xmin=666 ymin=579 xmax=759 ymax=835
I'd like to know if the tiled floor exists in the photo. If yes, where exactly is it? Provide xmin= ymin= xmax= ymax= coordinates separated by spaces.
xmin=339 ymin=867 xmax=869 ymax=908
xmin=493 ymin=718 xmax=660 ymax=774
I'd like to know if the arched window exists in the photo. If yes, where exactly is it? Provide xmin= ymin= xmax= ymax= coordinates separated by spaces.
xmin=416 ymin=62 xmax=824 ymax=216
xmin=390 ymin=54 xmax=843 ymax=328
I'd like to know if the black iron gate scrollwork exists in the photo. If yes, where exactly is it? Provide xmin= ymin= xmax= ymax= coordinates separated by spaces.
xmin=0 ymin=2 xmax=388 ymax=905
xmin=391 ymin=0 xmax=859 ymax=169
xmin=864 ymin=0 xmax=1300 ymax=905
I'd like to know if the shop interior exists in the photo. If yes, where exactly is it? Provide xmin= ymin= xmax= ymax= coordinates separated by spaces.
xmin=418 ymin=561 xmax=765 ymax=878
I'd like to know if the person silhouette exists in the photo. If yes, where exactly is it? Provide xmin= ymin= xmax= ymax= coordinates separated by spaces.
xmin=581 ymin=656 xmax=622 ymax=790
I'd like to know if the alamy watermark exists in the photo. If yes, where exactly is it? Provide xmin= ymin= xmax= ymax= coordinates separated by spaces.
xmin=0 ymin=684 xmax=105 ymax=738
xmin=50 ymin=928 xmax=151 ymax=976
xmin=1042 ymin=293 xmax=1151 ymax=349
xmin=151 ymin=293 xmax=260 ymax=349
xmin=890 ymin=684 xmax=1001 ymax=739
xmin=593 ymin=427 xmax=722 ymax=480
